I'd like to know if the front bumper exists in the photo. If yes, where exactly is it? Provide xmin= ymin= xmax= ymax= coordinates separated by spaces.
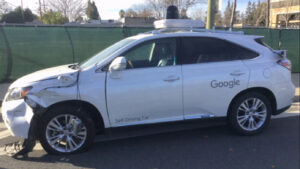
xmin=2 ymin=99 xmax=34 ymax=139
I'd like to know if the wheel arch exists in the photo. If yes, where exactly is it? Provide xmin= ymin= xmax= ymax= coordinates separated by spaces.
xmin=43 ymin=100 xmax=105 ymax=133
xmin=227 ymin=87 xmax=277 ymax=116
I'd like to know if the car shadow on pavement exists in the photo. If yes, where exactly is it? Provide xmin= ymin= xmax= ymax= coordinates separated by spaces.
xmin=7 ymin=116 xmax=300 ymax=169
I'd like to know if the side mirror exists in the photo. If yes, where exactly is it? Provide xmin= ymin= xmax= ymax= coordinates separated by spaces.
xmin=109 ymin=56 xmax=127 ymax=72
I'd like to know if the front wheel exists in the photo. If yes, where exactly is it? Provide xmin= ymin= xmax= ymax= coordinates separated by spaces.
xmin=39 ymin=106 xmax=95 ymax=154
xmin=228 ymin=92 xmax=272 ymax=135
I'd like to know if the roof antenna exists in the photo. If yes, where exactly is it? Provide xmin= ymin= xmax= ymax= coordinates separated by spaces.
xmin=166 ymin=5 xmax=179 ymax=19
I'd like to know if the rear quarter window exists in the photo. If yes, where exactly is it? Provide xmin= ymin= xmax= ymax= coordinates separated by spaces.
xmin=255 ymin=38 xmax=274 ymax=51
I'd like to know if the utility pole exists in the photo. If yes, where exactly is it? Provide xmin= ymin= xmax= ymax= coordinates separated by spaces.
xmin=43 ymin=0 xmax=46 ymax=13
xmin=230 ymin=0 xmax=237 ymax=28
xmin=20 ymin=0 xmax=24 ymax=22
xmin=38 ymin=0 xmax=43 ymax=19
xmin=266 ymin=0 xmax=270 ymax=28
xmin=206 ymin=0 xmax=215 ymax=29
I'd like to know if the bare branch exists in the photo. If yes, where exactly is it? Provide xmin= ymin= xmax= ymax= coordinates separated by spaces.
xmin=46 ymin=0 xmax=86 ymax=22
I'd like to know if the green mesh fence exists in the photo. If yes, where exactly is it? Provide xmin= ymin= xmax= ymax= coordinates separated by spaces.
xmin=2 ymin=26 xmax=73 ymax=81
xmin=67 ymin=27 xmax=124 ymax=62
xmin=280 ymin=29 xmax=300 ymax=72
xmin=0 ymin=26 xmax=299 ymax=82
xmin=0 ymin=26 xmax=9 ymax=82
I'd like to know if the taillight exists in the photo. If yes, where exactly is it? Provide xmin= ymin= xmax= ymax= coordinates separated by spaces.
xmin=278 ymin=59 xmax=291 ymax=70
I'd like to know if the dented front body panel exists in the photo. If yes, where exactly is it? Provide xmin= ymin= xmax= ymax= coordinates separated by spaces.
xmin=2 ymin=100 xmax=34 ymax=138
xmin=2 ymin=64 xmax=80 ymax=139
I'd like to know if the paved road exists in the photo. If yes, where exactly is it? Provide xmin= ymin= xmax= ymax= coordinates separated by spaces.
xmin=0 ymin=115 xmax=299 ymax=169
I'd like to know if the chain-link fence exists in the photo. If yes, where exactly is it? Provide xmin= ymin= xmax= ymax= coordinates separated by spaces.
xmin=0 ymin=25 xmax=299 ymax=82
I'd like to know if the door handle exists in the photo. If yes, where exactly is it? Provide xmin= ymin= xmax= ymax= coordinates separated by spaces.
xmin=163 ymin=76 xmax=180 ymax=82
xmin=230 ymin=71 xmax=245 ymax=76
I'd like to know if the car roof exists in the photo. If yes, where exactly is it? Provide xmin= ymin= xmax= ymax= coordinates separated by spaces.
xmin=129 ymin=28 xmax=266 ymax=55
xmin=132 ymin=28 xmax=263 ymax=41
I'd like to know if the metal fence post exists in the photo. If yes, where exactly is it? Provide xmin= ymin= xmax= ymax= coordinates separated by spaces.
xmin=64 ymin=27 xmax=75 ymax=63
xmin=122 ymin=26 xmax=131 ymax=38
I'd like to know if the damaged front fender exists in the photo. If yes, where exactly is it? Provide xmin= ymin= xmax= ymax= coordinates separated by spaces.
xmin=25 ymin=72 xmax=79 ymax=109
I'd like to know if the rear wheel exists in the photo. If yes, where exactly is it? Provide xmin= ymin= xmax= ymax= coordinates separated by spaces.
xmin=39 ymin=106 xmax=95 ymax=154
xmin=228 ymin=92 xmax=272 ymax=135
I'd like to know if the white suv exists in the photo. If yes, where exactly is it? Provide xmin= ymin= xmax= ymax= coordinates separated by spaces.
xmin=2 ymin=28 xmax=295 ymax=154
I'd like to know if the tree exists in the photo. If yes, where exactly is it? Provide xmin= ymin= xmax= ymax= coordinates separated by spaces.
xmin=24 ymin=8 xmax=36 ymax=22
xmin=1 ymin=7 xmax=36 ymax=23
xmin=180 ymin=9 xmax=188 ymax=19
xmin=0 ymin=0 xmax=12 ymax=15
xmin=255 ymin=1 xmax=267 ymax=26
xmin=244 ymin=1 xmax=255 ymax=25
xmin=214 ymin=11 xmax=223 ymax=26
xmin=131 ymin=4 xmax=154 ymax=17
xmin=86 ymin=0 xmax=100 ymax=20
xmin=125 ymin=8 xmax=138 ymax=17
xmin=47 ymin=0 xmax=86 ymax=22
xmin=119 ymin=9 xmax=125 ymax=19
xmin=282 ymin=0 xmax=294 ymax=28
xmin=243 ymin=0 xmax=267 ymax=27
xmin=146 ymin=0 xmax=205 ymax=19
xmin=40 ymin=10 xmax=68 ymax=24
xmin=223 ymin=0 xmax=232 ymax=26
xmin=189 ymin=7 xmax=205 ymax=20
xmin=235 ymin=11 xmax=242 ymax=24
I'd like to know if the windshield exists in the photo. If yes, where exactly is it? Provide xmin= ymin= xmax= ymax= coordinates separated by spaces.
xmin=80 ymin=38 xmax=136 ymax=69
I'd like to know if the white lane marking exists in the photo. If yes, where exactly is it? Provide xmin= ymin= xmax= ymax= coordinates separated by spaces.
xmin=0 ymin=123 xmax=6 ymax=129
xmin=0 ymin=149 xmax=6 ymax=156
xmin=272 ymin=112 xmax=300 ymax=119
xmin=33 ymin=143 xmax=43 ymax=150
xmin=0 ymin=130 xmax=11 ymax=140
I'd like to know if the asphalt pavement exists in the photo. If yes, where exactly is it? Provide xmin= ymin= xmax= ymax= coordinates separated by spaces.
xmin=0 ymin=116 xmax=299 ymax=169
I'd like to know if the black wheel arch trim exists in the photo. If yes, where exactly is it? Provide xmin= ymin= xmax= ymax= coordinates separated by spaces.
xmin=227 ymin=87 xmax=277 ymax=116
xmin=31 ymin=100 xmax=105 ymax=140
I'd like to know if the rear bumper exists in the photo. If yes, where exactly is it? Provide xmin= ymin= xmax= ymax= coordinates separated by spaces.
xmin=273 ymin=105 xmax=291 ymax=115
xmin=273 ymin=81 xmax=295 ymax=110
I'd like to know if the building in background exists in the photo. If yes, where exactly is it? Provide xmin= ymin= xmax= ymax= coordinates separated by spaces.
xmin=270 ymin=0 xmax=300 ymax=28
xmin=121 ymin=17 xmax=156 ymax=27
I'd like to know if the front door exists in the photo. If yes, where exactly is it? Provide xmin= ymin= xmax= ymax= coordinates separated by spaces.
xmin=106 ymin=38 xmax=183 ymax=127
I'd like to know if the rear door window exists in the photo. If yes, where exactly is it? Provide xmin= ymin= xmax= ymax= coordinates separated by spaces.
xmin=180 ymin=37 xmax=259 ymax=64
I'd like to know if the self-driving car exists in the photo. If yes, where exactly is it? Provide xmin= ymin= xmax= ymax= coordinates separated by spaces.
xmin=2 ymin=20 xmax=295 ymax=154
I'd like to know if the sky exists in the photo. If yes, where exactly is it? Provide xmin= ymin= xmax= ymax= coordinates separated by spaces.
xmin=4 ymin=0 xmax=261 ymax=20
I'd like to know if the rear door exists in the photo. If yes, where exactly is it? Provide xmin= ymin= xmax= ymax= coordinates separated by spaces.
xmin=180 ymin=37 xmax=254 ymax=118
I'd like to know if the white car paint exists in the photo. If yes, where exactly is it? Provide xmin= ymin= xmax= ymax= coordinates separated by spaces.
xmin=1 ymin=29 xmax=295 ymax=139
xmin=182 ymin=60 xmax=250 ymax=119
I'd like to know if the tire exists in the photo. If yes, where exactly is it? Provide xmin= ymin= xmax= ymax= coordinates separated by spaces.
xmin=228 ymin=92 xmax=272 ymax=135
xmin=39 ymin=105 xmax=96 ymax=155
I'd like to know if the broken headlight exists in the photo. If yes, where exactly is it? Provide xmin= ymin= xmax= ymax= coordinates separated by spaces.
xmin=6 ymin=86 xmax=33 ymax=101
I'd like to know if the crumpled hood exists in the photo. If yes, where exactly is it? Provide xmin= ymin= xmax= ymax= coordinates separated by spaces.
xmin=10 ymin=64 xmax=79 ymax=89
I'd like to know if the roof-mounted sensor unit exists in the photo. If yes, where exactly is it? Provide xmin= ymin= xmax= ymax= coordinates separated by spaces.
xmin=154 ymin=19 xmax=205 ymax=29
xmin=154 ymin=5 xmax=205 ymax=29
